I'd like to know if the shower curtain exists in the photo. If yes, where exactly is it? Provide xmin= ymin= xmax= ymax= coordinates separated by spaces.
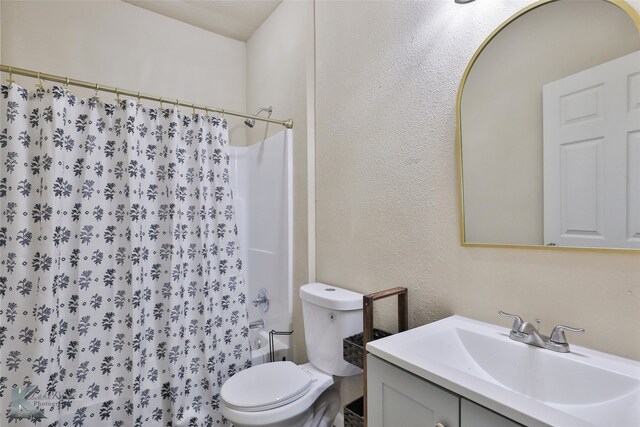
xmin=0 ymin=84 xmax=251 ymax=426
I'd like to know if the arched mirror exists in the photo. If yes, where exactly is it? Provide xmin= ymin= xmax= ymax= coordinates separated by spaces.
xmin=457 ymin=0 xmax=640 ymax=251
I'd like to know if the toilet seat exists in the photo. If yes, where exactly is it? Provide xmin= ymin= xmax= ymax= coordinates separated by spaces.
xmin=221 ymin=362 xmax=334 ymax=427
xmin=221 ymin=361 xmax=313 ymax=412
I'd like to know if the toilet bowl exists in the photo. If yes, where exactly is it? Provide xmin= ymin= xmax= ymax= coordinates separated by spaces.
xmin=221 ymin=362 xmax=337 ymax=427
xmin=221 ymin=283 xmax=363 ymax=427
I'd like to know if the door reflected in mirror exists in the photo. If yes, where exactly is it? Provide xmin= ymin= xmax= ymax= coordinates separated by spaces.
xmin=542 ymin=51 xmax=640 ymax=249
xmin=458 ymin=0 xmax=640 ymax=250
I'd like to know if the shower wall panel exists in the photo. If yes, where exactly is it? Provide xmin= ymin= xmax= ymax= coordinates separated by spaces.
xmin=230 ymin=130 xmax=293 ymax=335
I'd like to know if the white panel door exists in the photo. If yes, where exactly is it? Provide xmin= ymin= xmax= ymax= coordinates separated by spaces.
xmin=627 ymin=69 xmax=640 ymax=244
xmin=543 ymin=50 xmax=640 ymax=248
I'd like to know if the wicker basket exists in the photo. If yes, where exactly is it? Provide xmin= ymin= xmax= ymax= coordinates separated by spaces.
xmin=343 ymin=287 xmax=408 ymax=427
xmin=342 ymin=330 xmax=391 ymax=427
xmin=344 ymin=396 xmax=364 ymax=427
xmin=343 ymin=329 xmax=392 ymax=369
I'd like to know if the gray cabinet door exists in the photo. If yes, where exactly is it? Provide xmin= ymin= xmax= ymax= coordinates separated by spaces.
xmin=367 ymin=355 xmax=459 ymax=427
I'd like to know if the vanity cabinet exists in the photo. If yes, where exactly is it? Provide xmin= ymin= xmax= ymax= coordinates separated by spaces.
xmin=367 ymin=353 xmax=459 ymax=427
xmin=367 ymin=355 xmax=521 ymax=427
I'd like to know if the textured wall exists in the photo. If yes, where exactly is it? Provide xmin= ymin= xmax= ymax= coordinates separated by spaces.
xmin=1 ymin=1 xmax=247 ymax=146
xmin=314 ymin=0 xmax=640 ymax=406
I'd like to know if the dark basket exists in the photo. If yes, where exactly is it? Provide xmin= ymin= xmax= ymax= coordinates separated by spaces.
xmin=343 ymin=329 xmax=392 ymax=369
xmin=344 ymin=396 xmax=364 ymax=427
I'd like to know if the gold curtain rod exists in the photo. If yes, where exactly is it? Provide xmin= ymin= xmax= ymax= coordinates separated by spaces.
xmin=0 ymin=64 xmax=293 ymax=129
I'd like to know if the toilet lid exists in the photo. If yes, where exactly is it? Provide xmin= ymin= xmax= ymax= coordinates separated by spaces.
xmin=221 ymin=361 xmax=313 ymax=412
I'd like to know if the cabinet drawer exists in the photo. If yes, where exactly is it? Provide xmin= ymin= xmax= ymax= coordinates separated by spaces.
xmin=461 ymin=399 xmax=522 ymax=427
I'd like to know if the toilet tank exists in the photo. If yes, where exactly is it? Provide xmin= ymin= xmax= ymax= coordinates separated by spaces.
xmin=299 ymin=283 xmax=363 ymax=377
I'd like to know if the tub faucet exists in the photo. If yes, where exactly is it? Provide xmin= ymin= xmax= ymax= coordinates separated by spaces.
xmin=499 ymin=311 xmax=585 ymax=353
xmin=249 ymin=319 xmax=264 ymax=330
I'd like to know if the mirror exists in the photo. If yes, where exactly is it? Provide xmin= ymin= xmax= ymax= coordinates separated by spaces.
xmin=458 ymin=0 xmax=640 ymax=250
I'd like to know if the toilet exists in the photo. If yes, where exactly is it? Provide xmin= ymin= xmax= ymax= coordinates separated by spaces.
xmin=221 ymin=283 xmax=363 ymax=427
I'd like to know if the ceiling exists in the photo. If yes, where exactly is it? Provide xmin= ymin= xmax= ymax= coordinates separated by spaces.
xmin=123 ymin=0 xmax=283 ymax=42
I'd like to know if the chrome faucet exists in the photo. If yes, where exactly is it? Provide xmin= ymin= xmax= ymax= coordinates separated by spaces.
xmin=499 ymin=311 xmax=585 ymax=353
xmin=252 ymin=288 xmax=270 ymax=312
xmin=249 ymin=319 xmax=264 ymax=330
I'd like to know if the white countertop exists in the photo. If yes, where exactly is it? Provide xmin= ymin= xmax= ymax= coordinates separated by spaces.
xmin=366 ymin=315 xmax=640 ymax=427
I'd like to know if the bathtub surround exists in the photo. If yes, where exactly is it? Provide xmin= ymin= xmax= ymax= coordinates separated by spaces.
xmin=0 ymin=84 xmax=250 ymax=425
xmin=245 ymin=0 xmax=314 ymax=365
xmin=230 ymin=130 xmax=294 ymax=346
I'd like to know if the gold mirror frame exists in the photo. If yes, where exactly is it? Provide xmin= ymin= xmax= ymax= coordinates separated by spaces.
xmin=456 ymin=0 xmax=640 ymax=253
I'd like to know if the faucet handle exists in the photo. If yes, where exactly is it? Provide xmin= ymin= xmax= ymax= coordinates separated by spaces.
xmin=499 ymin=311 xmax=524 ymax=332
xmin=252 ymin=288 xmax=270 ymax=313
xmin=550 ymin=325 xmax=585 ymax=344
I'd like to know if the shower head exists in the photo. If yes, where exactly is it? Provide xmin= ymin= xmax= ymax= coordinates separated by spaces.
xmin=244 ymin=106 xmax=273 ymax=128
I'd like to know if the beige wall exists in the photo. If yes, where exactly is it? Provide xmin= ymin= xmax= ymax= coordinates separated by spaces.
xmin=246 ymin=0 xmax=314 ymax=362
xmin=1 ymin=0 xmax=247 ymax=146
xmin=462 ymin=0 xmax=640 ymax=245
xmin=314 ymin=0 xmax=640 ymax=406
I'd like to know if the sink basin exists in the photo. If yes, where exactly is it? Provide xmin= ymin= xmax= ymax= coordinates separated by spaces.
xmin=366 ymin=315 xmax=640 ymax=427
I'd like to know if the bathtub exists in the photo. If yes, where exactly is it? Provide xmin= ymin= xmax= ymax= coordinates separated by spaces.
xmin=249 ymin=328 xmax=292 ymax=365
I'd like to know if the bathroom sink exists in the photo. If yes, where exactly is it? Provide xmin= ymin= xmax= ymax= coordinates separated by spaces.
xmin=366 ymin=315 xmax=640 ymax=427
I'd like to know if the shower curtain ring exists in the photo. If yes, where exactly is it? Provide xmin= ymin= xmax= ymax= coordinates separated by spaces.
xmin=192 ymin=104 xmax=196 ymax=116
xmin=36 ymin=72 xmax=44 ymax=90
xmin=115 ymin=88 xmax=121 ymax=103
xmin=64 ymin=77 xmax=70 ymax=89
xmin=205 ymin=106 xmax=209 ymax=118
xmin=220 ymin=109 xmax=225 ymax=118
xmin=94 ymin=83 xmax=100 ymax=98
xmin=7 ymin=66 xmax=14 ymax=85
xmin=175 ymin=98 xmax=179 ymax=110
xmin=159 ymin=97 xmax=163 ymax=110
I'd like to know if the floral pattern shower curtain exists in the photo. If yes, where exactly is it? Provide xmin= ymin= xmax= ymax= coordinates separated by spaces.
xmin=0 ymin=84 xmax=251 ymax=426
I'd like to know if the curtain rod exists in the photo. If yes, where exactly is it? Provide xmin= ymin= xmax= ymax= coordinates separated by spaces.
xmin=0 ymin=64 xmax=294 ymax=129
